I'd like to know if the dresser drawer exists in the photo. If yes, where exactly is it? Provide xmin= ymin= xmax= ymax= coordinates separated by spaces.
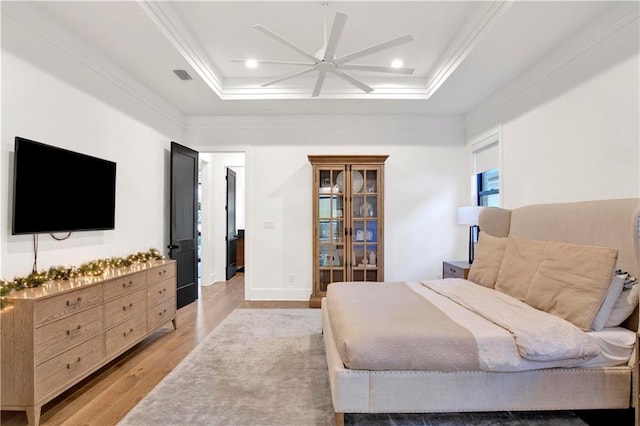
xmin=442 ymin=261 xmax=470 ymax=279
xmin=35 ymin=285 xmax=103 ymax=327
xmin=103 ymin=271 xmax=147 ymax=301
xmin=104 ymin=289 xmax=147 ymax=329
xmin=35 ymin=305 xmax=103 ymax=365
xmin=2 ymin=260 xmax=177 ymax=424
xmin=147 ymin=278 xmax=176 ymax=308
xmin=147 ymin=262 xmax=176 ymax=285
xmin=148 ymin=297 xmax=176 ymax=330
xmin=35 ymin=334 xmax=104 ymax=401
xmin=105 ymin=312 xmax=147 ymax=359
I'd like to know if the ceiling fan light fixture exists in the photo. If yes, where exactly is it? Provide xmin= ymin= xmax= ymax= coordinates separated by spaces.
xmin=245 ymin=6 xmax=415 ymax=97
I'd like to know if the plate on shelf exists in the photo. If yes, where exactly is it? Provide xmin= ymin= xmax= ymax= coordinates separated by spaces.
xmin=336 ymin=171 xmax=364 ymax=193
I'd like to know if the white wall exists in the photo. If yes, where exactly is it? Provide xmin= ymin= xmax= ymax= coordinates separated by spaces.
xmin=1 ymin=52 xmax=184 ymax=280
xmin=465 ymin=6 xmax=639 ymax=207
xmin=188 ymin=116 xmax=468 ymax=301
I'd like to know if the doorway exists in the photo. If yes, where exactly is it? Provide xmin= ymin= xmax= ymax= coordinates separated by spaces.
xmin=198 ymin=152 xmax=246 ymax=286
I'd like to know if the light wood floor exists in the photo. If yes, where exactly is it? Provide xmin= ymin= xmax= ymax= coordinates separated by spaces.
xmin=0 ymin=273 xmax=308 ymax=426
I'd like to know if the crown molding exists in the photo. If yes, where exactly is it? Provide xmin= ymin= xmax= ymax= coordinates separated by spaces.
xmin=465 ymin=2 xmax=639 ymax=133
xmin=424 ymin=1 xmax=513 ymax=98
xmin=140 ymin=0 xmax=511 ymax=101
xmin=137 ymin=1 xmax=225 ymax=97
xmin=2 ymin=2 xmax=187 ymax=129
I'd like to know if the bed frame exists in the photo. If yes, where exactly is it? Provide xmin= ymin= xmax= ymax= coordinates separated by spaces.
xmin=321 ymin=198 xmax=640 ymax=425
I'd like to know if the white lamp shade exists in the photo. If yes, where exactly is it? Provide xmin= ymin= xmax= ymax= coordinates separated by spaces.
xmin=457 ymin=206 xmax=485 ymax=226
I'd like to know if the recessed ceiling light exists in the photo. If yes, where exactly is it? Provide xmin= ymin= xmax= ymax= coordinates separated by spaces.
xmin=391 ymin=59 xmax=403 ymax=69
xmin=246 ymin=59 xmax=258 ymax=69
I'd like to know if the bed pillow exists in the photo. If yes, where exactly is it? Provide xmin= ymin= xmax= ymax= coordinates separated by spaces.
xmin=605 ymin=272 xmax=639 ymax=327
xmin=524 ymin=241 xmax=618 ymax=331
xmin=590 ymin=273 xmax=625 ymax=331
xmin=468 ymin=232 xmax=507 ymax=288
xmin=494 ymin=235 xmax=546 ymax=301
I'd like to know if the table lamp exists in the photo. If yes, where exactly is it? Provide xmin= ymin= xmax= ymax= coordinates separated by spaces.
xmin=457 ymin=206 xmax=485 ymax=264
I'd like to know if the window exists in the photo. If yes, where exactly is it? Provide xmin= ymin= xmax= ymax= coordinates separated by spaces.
xmin=477 ymin=168 xmax=499 ymax=207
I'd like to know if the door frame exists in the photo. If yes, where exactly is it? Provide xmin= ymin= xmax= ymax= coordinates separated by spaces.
xmin=197 ymin=152 xmax=246 ymax=286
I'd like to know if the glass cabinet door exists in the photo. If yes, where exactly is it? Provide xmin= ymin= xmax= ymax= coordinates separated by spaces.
xmin=350 ymin=167 xmax=379 ymax=282
xmin=317 ymin=168 xmax=345 ymax=294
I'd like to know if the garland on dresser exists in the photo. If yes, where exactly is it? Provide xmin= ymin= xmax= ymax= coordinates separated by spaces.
xmin=0 ymin=248 xmax=164 ymax=310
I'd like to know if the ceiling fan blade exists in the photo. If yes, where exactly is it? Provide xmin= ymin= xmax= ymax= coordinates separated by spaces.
xmin=323 ymin=12 xmax=348 ymax=61
xmin=330 ymin=68 xmax=373 ymax=93
xmin=312 ymin=70 xmax=328 ymax=97
xmin=260 ymin=67 xmax=317 ymax=87
xmin=231 ymin=59 xmax=315 ymax=67
xmin=253 ymin=24 xmax=319 ymax=63
xmin=338 ymin=64 xmax=415 ymax=75
xmin=333 ymin=34 xmax=414 ymax=65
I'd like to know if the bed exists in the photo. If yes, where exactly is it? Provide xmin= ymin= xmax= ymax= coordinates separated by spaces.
xmin=321 ymin=198 xmax=640 ymax=425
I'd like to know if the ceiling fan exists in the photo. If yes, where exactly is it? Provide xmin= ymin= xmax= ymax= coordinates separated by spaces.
xmin=233 ymin=6 xmax=415 ymax=97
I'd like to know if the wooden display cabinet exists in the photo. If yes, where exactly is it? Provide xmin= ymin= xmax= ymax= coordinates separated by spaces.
xmin=308 ymin=155 xmax=388 ymax=307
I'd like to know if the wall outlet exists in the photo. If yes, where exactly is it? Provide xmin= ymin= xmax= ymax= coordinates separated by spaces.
xmin=288 ymin=273 xmax=295 ymax=283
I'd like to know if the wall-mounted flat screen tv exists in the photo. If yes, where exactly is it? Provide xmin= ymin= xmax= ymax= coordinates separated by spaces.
xmin=12 ymin=136 xmax=117 ymax=235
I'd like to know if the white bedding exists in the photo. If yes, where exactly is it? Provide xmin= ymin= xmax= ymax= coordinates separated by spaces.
xmin=577 ymin=326 xmax=636 ymax=368
xmin=407 ymin=280 xmax=634 ymax=371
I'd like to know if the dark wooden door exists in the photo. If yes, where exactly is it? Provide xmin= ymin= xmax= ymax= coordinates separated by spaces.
xmin=225 ymin=168 xmax=237 ymax=280
xmin=169 ymin=141 xmax=199 ymax=309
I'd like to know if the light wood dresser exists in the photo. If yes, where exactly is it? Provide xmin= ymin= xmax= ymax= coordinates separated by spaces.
xmin=0 ymin=259 xmax=177 ymax=425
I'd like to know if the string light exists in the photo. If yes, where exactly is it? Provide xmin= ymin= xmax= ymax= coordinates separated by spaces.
xmin=0 ymin=248 xmax=164 ymax=309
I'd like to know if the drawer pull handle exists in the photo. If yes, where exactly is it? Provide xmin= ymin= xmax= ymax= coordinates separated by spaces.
xmin=158 ymin=270 xmax=166 ymax=276
xmin=67 ymin=357 xmax=81 ymax=369
xmin=66 ymin=325 xmax=82 ymax=336
xmin=158 ymin=288 xmax=166 ymax=294
xmin=122 ymin=281 xmax=133 ymax=289
xmin=123 ymin=328 xmax=134 ymax=337
xmin=66 ymin=297 xmax=82 ymax=307
xmin=158 ymin=309 xmax=167 ymax=317
xmin=122 ymin=303 xmax=133 ymax=311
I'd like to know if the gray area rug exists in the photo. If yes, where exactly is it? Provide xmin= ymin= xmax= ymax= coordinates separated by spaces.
xmin=118 ymin=308 xmax=586 ymax=426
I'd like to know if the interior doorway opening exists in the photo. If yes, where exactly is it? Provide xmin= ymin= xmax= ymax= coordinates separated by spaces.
xmin=198 ymin=152 xmax=246 ymax=286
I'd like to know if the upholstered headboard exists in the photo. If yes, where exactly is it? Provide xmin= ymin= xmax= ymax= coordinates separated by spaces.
xmin=479 ymin=198 xmax=640 ymax=331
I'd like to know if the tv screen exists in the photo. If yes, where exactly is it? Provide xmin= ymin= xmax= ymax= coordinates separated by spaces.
xmin=12 ymin=137 xmax=117 ymax=235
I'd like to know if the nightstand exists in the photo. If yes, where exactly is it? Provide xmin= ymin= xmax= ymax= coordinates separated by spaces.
xmin=442 ymin=261 xmax=471 ymax=279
